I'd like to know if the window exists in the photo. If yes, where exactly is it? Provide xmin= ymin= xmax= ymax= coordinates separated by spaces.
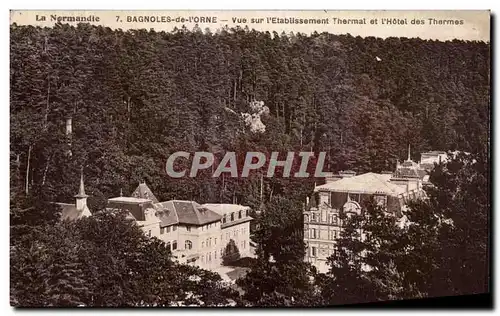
xmin=231 ymin=213 xmax=235 ymax=221
xmin=172 ymin=241 xmax=177 ymax=250
xmin=238 ymin=210 xmax=242 ymax=219
xmin=173 ymin=225 xmax=177 ymax=232
xmin=186 ymin=226 xmax=191 ymax=232
xmin=214 ymin=251 xmax=217 ymax=259
xmin=311 ymin=228 xmax=317 ymax=239
xmin=185 ymin=240 xmax=193 ymax=250
xmin=243 ymin=241 xmax=246 ymax=249
xmin=223 ymin=215 xmax=226 ymax=223
xmin=329 ymin=230 xmax=338 ymax=241
xmin=220 ymin=249 xmax=223 ymax=256
xmin=209 ymin=253 xmax=211 ymax=262
xmin=246 ymin=209 xmax=249 ymax=217
xmin=160 ymin=227 xmax=165 ymax=234
xmin=201 ymin=225 xmax=204 ymax=231
xmin=166 ymin=242 xmax=171 ymax=251
xmin=202 ymin=241 xmax=205 ymax=248
xmin=304 ymin=214 xmax=309 ymax=223
xmin=311 ymin=247 xmax=317 ymax=257
xmin=167 ymin=226 xmax=171 ymax=233
xmin=375 ymin=195 xmax=387 ymax=207
xmin=329 ymin=214 xmax=338 ymax=225
xmin=314 ymin=213 xmax=320 ymax=222
xmin=202 ymin=255 xmax=204 ymax=263
xmin=148 ymin=230 xmax=151 ymax=237
xmin=349 ymin=193 xmax=361 ymax=203
xmin=215 ymin=238 xmax=217 ymax=245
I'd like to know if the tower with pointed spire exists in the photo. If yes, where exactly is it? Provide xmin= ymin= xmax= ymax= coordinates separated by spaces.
xmin=75 ymin=170 xmax=89 ymax=213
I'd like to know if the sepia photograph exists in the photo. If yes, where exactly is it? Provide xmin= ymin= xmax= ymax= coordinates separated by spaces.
xmin=9 ymin=9 xmax=491 ymax=307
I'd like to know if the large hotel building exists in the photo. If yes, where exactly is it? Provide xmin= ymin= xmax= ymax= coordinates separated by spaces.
xmin=304 ymin=150 xmax=445 ymax=273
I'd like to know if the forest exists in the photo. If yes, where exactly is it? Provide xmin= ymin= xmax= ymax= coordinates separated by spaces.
xmin=10 ymin=23 xmax=490 ymax=306
xmin=10 ymin=23 xmax=489 ymax=210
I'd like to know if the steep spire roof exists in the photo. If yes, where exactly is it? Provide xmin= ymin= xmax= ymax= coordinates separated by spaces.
xmin=407 ymin=144 xmax=411 ymax=161
xmin=132 ymin=181 xmax=159 ymax=203
xmin=74 ymin=170 xmax=88 ymax=198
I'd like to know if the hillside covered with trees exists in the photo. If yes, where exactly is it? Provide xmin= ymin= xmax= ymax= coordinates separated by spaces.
xmin=10 ymin=23 xmax=489 ymax=210
xmin=10 ymin=23 xmax=490 ymax=307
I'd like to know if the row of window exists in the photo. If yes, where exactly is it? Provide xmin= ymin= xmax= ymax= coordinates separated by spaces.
xmin=320 ymin=192 xmax=388 ymax=208
xmin=307 ymin=228 xmax=340 ymax=240
xmin=308 ymin=246 xmax=337 ymax=257
xmin=304 ymin=213 xmax=339 ymax=225
xmin=160 ymin=225 xmax=178 ymax=234
xmin=201 ymin=237 xmax=217 ymax=248
xmin=201 ymin=222 xmax=218 ymax=231
xmin=309 ymin=246 xmax=336 ymax=258
xmin=160 ymin=223 xmax=219 ymax=235
xmin=200 ymin=240 xmax=248 ymax=264
xmin=222 ymin=209 xmax=250 ymax=224
xmin=164 ymin=240 xmax=193 ymax=251
xmin=201 ymin=250 xmax=220 ymax=264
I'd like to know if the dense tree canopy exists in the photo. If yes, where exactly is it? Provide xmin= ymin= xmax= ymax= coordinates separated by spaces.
xmin=318 ymin=152 xmax=490 ymax=305
xmin=10 ymin=23 xmax=490 ymax=307
xmin=10 ymin=23 xmax=490 ymax=209
xmin=10 ymin=210 xmax=239 ymax=307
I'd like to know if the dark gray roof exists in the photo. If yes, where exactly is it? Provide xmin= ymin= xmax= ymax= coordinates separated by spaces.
xmin=131 ymin=183 xmax=159 ymax=203
xmin=154 ymin=201 xmax=179 ymax=227
xmin=107 ymin=197 xmax=155 ymax=221
xmin=171 ymin=200 xmax=222 ymax=225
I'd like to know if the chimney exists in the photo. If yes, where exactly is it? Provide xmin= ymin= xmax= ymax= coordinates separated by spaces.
xmin=306 ymin=196 xmax=310 ymax=205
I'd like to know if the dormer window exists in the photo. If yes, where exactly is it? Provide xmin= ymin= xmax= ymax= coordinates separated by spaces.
xmin=230 ymin=213 xmax=235 ymax=221
xmin=223 ymin=215 xmax=227 ymax=223
xmin=238 ymin=210 xmax=242 ymax=219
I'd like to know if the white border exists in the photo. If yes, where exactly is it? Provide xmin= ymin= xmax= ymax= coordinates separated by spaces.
xmin=2 ymin=1 xmax=496 ymax=315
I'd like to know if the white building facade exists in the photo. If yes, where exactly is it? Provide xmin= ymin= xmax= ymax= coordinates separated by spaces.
xmin=106 ymin=183 xmax=254 ymax=271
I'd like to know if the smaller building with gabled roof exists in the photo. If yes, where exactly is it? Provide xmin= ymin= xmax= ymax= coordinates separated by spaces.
xmin=54 ymin=172 xmax=92 ymax=221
